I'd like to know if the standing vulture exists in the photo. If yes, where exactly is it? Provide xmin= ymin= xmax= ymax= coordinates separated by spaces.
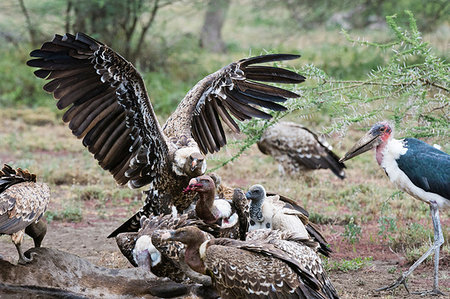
xmin=257 ymin=121 xmax=346 ymax=179
xmin=0 ymin=164 xmax=49 ymax=264
xmin=27 ymin=33 xmax=305 ymax=237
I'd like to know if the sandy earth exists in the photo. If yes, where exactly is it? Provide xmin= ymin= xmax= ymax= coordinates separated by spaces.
xmin=1 ymin=213 xmax=448 ymax=299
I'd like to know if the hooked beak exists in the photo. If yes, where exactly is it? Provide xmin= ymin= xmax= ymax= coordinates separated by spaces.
xmin=159 ymin=230 xmax=176 ymax=241
xmin=340 ymin=131 xmax=381 ymax=162
xmin=183 ymin=178 xmax=200 ymax=193
xmin=191 ymin=158 xmax=198 ymax=172
xmin=189 ymin=152 xmax=206 ymax=174
xmin=245 ymin=191 xmax=252 ymax=199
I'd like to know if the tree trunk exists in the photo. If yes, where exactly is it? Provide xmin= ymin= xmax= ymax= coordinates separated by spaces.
xmin=199 ymin=0 xmax=229 ymax=53
xmin=18 ymin=0 xmax=37 ymax=46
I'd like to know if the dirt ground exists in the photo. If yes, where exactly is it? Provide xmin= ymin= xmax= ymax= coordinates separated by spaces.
xmin=1 ymin=211 xmax=448 ymax=299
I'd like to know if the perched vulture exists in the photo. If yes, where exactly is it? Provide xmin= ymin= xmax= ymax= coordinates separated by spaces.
xmin=27 ymin=33 xmax=305 ymax=237
xmin=0 ymin=164 xmax=49 ymax=264
xmin=159 ymin=226 xmax=339 ymax=299
xmin=246 ymin=184 xmax=331 ymax=256
xmin=184 ymin=175 xmax=249 ymax=240
xmin=257 ymin=121 xmax=346 ymax=179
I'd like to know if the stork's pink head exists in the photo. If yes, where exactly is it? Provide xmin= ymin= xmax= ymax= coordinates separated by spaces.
xmin=340 ymin=121 xmax=393 ymax=162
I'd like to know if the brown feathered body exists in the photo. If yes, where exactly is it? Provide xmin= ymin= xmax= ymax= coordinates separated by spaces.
xmin=185 ymin=175 xmax=249 ymax=240
xmin=163 ymin=226 xmax=339 ymax=299
xmin=27 ymin=33 xmax=305 ymax=237
xmin=257 ymin=122 xmax=346 ymax=179
xmin=0 ymin=164 xmax=50 ymax=264
xmin=244 ymin=229 xmax=338 ymax=299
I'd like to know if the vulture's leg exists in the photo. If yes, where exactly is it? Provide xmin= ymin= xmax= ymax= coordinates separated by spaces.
xmin=12 ymin=230 xmax=33 ymax=264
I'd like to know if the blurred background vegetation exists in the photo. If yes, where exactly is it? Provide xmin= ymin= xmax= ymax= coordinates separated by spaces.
xmin=0 ymin=0 xmax=448 ymax=140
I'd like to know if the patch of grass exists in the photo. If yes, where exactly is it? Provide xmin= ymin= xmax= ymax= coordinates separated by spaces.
xmin=75 ymin=185 xmax=106 ymax=201
xmin=308 ymin=212 xmax=336 ymax=225
xmin=45 ymin=204 xmax=83 ymax=223
xmin=342 ymin=217 xmax=362 ymax=244
xmin=378 ymin=199 xmax=398 ymax=242
xmin=389 ymin=222 xmax=433 ymax=251
xmin=324 ymin=256 xmax=373 ymax=272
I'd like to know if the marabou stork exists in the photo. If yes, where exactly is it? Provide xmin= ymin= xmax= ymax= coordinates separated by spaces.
xmin=340 ymin=121 xmax=449 ymax=295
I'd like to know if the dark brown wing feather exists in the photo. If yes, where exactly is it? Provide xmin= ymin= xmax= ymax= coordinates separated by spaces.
xmin=27 ymin=33 xmax=168 ymax=189
xmin=206 ymin=239 xmax=329 ymax=299
xmin=246 ymin=230 xmax=338 ymax=299
xmin=184 ymin=54 xmax=305 ymax=154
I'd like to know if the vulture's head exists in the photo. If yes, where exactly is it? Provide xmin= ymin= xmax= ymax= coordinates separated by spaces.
xmin=173 ymin=147 xmax=206 ymax=177
xmin=183 ymin=175 xmax=215 ymax=194
xmin=158 ymin=226 xmax=209 ymax=248
xmin=340 ymin=121 xmax=393 ymax=162
xmin=133 ymin=234 xmax=161 ymax=271
xmin=245 ymin=184 xmax=267 ymax=202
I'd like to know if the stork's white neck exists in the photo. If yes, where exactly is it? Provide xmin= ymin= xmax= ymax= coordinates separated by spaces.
xmin=376 ymin=137 xmax=406 ymax=168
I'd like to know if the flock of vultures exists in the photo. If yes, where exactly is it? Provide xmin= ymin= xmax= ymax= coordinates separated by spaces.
xmin=1 ymin=32 xmax=448 ymax=298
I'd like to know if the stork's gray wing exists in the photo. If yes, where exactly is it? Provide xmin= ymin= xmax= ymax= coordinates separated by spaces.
xmin=27 ymin=33 xmax=168 ymax=189
xmin=167 ymin=54 xmax=305 ymax=154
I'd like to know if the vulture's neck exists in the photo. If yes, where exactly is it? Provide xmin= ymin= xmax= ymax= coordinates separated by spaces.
xmin=250 ymin=198 xmax=264 ymax=222
xmin=195 ymin=189 xmax=217 ymax=223
xmin=185 ymin=239 xmax=208 ymax=274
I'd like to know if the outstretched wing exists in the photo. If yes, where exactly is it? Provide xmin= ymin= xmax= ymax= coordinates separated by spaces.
xmin=27 ymin=33 xmax=168 ymax=189
xmin=166 ymin=54 xmax=305 ymax=154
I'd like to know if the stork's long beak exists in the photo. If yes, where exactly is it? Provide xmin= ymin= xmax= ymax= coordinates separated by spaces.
xmin=340 ymin=131 xmax=381 ymax=162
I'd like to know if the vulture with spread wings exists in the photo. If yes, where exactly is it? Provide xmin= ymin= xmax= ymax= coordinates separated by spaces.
xmin=27 ymin=33 xmax=305 ymax=237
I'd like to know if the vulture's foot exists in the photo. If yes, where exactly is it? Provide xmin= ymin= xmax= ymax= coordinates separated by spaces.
xmin=17 ymin=250 xmax=36 ymax=265
xmin=412 ymin=288 xmax=446 ymax=296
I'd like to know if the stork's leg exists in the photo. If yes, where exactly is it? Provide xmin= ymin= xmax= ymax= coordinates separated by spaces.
xmin=376 ymin=202 xmax=445 ymax=295
xmin=11 ymin=230 xmax=33 ymax=265
xmin=412 ymin=201 xmax=445 ymax=296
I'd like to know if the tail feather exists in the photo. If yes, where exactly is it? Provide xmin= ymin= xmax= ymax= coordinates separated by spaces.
xmin=108 ymin=207 xmax=147 ymax=238
xmin=0 ymin=164 xmax=37 ymax=193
